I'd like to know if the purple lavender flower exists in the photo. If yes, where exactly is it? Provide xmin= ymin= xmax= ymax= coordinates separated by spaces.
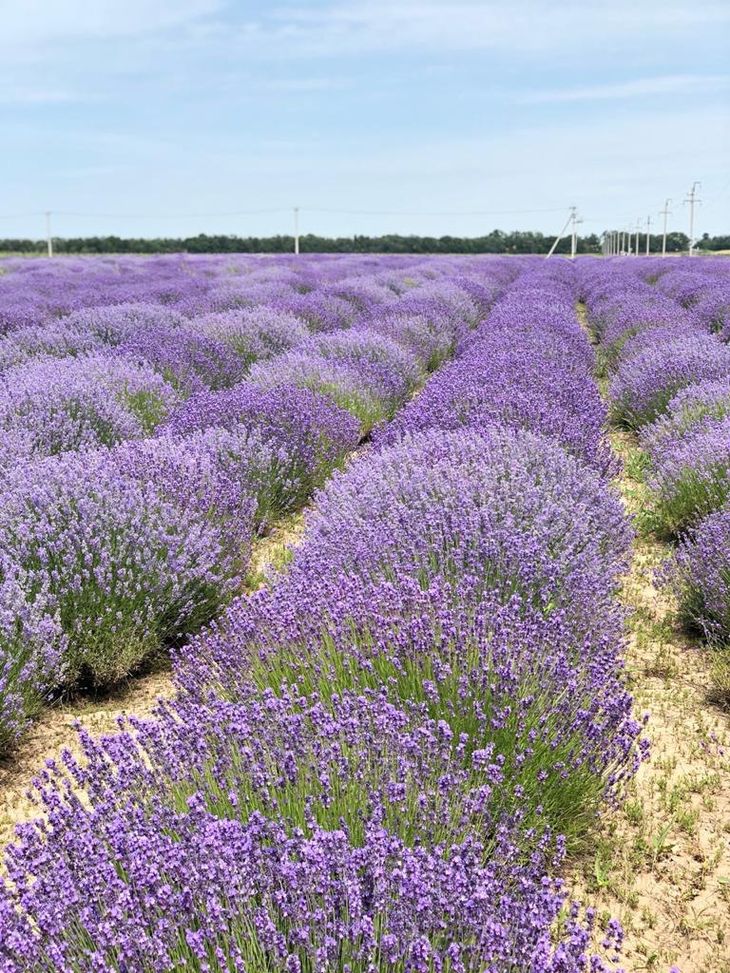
xmin=642 ymin=377 xmax=730 ymax=460
xmin=162 ymin=382 xmax=360 ymax=502
xmin=117 ymin=325 xmax=246 ymax=393
xmin=666 ymin=508 xmax=730 ymax=643
xmin=269 ymin=290 xmax=358 ymax=331
xmin=197 ymin=306 xmax=310 ymax=366
xmin=691 ymin=281 xmax=730 ymax=337
xmin=0 ymin=446 xmax=254 ymax=688
xmin=247 ymin=330 xmax=420 ymax=432
xmin=648 ymin=415 xmax=730 ymax=533
xmin=0 ymin=322 xmax=104 ymax=373
xmin=61 ymin=301 xmax=187 ymax=345
xmin=0 ymin=567 xmax=68 ymax=755
xmin=381 ymin=271 xmax=613 ymax=474
xmin=275 ymin=428 xmax=631 ymax=643
xmin=0 ymin=353 xmax=180 ymax=470
xmin=610 ymin=334 xmax=730 ymax=428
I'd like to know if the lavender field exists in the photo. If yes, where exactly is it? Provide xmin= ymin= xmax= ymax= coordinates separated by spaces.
xmin=0 ymin=252 xmax=729 ymax=972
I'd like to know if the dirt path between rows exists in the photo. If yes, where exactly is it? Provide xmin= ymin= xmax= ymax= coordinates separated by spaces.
xmin=569 ymin=430 xmax=730 ymax=972
xmin=0 ymin=514 xmax=305 ymax=853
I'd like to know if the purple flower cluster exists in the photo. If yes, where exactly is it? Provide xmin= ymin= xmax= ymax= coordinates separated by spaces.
xmin=0 ymin=735 xmax=619 ymax=972
xmin=62 ymin=301 xmax=188 ymax=344
xmin=197 ymin=306 xmax=310 ymax=366
xmin=0 ymin=567 xmax=68 ymax=752
xmin=0 ymin=322 xmax=104 ymax=373
xmin=580 ymin=263 xmax=705 ymax=376
xmin=274 ymin=428 xmax=630 ymax=642
xmin=163 ymin=383 xmax=361 ymax=507
xmin=646 ymin=415 xmax=730 ymax=534
xmin=642 ymin=378 xmax=730 ymax=458
xmin=610 ymin=334 xmax=730 ymax=428
xmin=666 ymin=508 xmax=730 ymax=643
xmin=0 ymin=352 xmax=180 ymax=471
xmin=248 ymin=330 xmax=422 ymax=432
xmin=583 ymin=261 xmax=730 ymax=432
xmin=0 ymin=255 xmax=514 ymax=752
xmin=581 ymin=258 xmax=730 ymax=668
xmin=380 ymin=267 xmax=614 ymax=474
xmin=0 ymin=256 xmax=636 ymax=972
xmin=0 ymin=445 xmax=255 ymax=689
xmin=117 ymin=325 xmax=246 ymax=393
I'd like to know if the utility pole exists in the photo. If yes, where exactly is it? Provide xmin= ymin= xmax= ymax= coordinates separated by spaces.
xmin=546 ymin=206 xmax=576 ymax=259
xmin=645 ymin=214 xmax=652 ymax=255
xmin=659 ymin=198 xmax=671 ymax=257
xmin=293 ymin=206 xmax=300 ymax=255
xmin=634 ymin=220 xmax=641 ymax=257
xmin=570 ymin=209 xmax=582 ymax=260
xmin=570 ymin=210 xmax=577 ymax=259
xmin=45 ymin=211 xmax=53 ymax=257
xmin=684 ymin=182 xmax=701 ymax=256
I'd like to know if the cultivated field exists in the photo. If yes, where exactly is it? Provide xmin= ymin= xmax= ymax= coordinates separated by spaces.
xmin=0 ymin=253 xmax=728 ymax=971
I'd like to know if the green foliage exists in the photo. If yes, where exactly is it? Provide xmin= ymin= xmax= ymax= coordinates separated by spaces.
xmin=0 ymin=230 xmax=606 ymax=255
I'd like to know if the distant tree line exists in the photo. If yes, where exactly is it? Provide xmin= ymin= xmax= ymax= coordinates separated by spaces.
xmin=1 ymin=229 xmax=726 ymax=255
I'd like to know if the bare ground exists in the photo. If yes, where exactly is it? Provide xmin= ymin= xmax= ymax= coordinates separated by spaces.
xmin=0 ymin=512 xmax=306 ymax=854
xmin=569 ymin=429 xmax=730 ymax=973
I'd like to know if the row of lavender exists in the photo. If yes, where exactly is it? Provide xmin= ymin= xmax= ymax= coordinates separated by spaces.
xmin=0 ymin=262 xmax=642 ymax=971
xmin=580 ymin=256 xmax=730 ymax=664
xmin=0 ymin=255 xmax=515 ymax=754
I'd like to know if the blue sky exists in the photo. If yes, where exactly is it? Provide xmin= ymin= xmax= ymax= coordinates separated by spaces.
xmin=0 ymin=0 xmax=728 ymax=240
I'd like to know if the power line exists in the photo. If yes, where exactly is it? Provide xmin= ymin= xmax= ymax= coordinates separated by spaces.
xmin=303 ymin=206 xmax=567 ymax=217
xmin=53 ymin=208 xmax=290 ymax=219
xmin=0 ymin=205 xmax=569 ymax=222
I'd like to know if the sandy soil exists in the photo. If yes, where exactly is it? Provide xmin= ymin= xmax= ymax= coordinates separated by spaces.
xmin=570 ymin=429 xmax=730 ymax=973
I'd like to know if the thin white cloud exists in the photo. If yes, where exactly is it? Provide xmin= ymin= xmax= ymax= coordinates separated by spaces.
xmin=521 ymin=74 xmax=730 ymax=104
xmin=0 ymin=0 xmax=222 ymax=51
xmin=256 ymin=77 xmax=347 ymax=93
xmin=231 ymin=0 xmax=730 ymax=57
xmin=0 ymin=87 xmax=87 ymax=105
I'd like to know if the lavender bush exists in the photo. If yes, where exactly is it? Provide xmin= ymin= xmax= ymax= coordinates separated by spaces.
xmin=271 ymin=428 xmax=631 ymax=644
xmin=666 ymin=508 xmax=730 ymax=645
xmin=360 ymin=311 xmax=455 ymax=371
xmin=0 ymin=733 xmax=622 ymax=972
xmin=0 ymin=447 xmax=255 ymax=688
xmin=0 ymin=353 xmax=180 ymax=473
xmin=647 ymin=415 xmax=730 ymax=534
xmin=0 ymin=322 xmax=104 ymax=373
xmin=609 ymin=334 xmax=730 ymax=427
xmin=381 ymin=271 xmax=614 ymax=474
xmin=0 ymin=569 xmax=68 ymax=754
xmin=163 ymin=383 xmax=360 ymax=507
xmin=0 ymin=255 xmax=639 ymax=972
xmin=641 ymin=377 xmax=730 ymax=460
xmin=248 ymin=346 xmax=411 ymax=432
xmin=61 ymin=301 xmax=187 ymax=345
xmin=117 ymin=325 xmax=246 ymax=393
xmin=197 ymin=306 xmax=310 ymax=367
xmin=115 ymin=425 xmax=297 ymax=531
